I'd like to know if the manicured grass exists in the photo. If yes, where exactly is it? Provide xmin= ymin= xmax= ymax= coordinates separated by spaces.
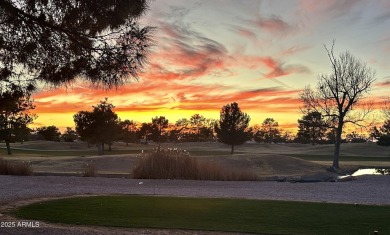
xmin=189 ymin=150 xmax=246 ymax=156
xmin=13 ymin=196 xmax=390 ymax=235
xmin=290 ymin=154 xmax=390 ymax=162
xmin=0 ymin=148 xmax=142 ymax=156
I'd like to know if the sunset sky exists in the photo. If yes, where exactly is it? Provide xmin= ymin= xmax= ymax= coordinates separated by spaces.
xmin=32 ymin=0 xmax=390 ymax=132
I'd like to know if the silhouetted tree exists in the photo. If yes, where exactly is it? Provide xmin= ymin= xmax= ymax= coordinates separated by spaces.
xmin=370 ymin=126 xmax=382 ymax=141
xmin=173 ymin=118 xmax=188 ymax=141
xmin=74 ymin=99 xmax=119 ymax=155
xmin=171 ymin=116 xmax=216 ymax=142
xmin=300 ymin=42 xmax=376 ymax=170
xmin=325 ymin=129 xmax=338 ymax=144
xmin=280 ymin=131 xmax=294 ymax=143
xmin=202 ymin=118 xmax=217 ymax=142
xmin=253 ymin=118 xmax=281 ymax=143
xmin=0 ymin=86 xmax=36 ymax=154
xmin=373 ymin=120 xmax=390 ymax=146
xmin=345 ymin=131 xmax=367 ymax=143
xmin=215 ymin=102 xmax=250 ymax=154
xmin=190 ymin=114 xmax=205 ymax=138
xmin=61 ymin=127 xmax=78 ymax=142
xmin=151 ymin=116 xmax=168 ymax=145
xmin=36 ymin=125 xmax=61 ymax=141
xmin=120 ymin=119 xmax=137 ymax=146
xmin=377 ymin=135 xmax=390 ymax=146
xmin=0 ymin=0 xmax=153 ymax=93
xmin=137 ymin=122 xmax=153 ymax=145
xmin=379 ymin=98 xmax=390 ymax=134
xmin=381 ymin=120 xmax=390 ymax=135
xmin=383 ymin=98 xmax=390 ymax=121
xmin=13 ymin=123 xmax=32 ymax=143
xmin=296 ymin=111 xmax=327 ymax=145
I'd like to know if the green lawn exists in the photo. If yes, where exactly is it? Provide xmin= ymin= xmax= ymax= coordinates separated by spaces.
xmin=13 ymin=196 xmax=390 ymax=235
xmin=289 ymin=154 xmax=390 ymax=162
xmin=0 ymin=148 xmax=142 ymax=156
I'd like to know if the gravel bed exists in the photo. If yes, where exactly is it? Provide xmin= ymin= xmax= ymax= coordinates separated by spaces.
xmin=1 ymin=175 xmax=390 ymax=234
xmin=1 ymin=175 xmax=390 ymax=205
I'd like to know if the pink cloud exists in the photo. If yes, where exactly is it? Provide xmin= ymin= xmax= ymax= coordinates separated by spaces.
xmin=142 ymin=19 xmax=231 ymax=82
xmin=258 ymin=57 xmax=310 ymax=79
xmin=376 ymin=78 xmax=390 ymax=87
xmin=252 ymin=15 xmax=293 ymax=34
xmin=280 ymin=45 xmax=311 ymax=56
xmin=234 ymin=26 xmax=258 ymax=42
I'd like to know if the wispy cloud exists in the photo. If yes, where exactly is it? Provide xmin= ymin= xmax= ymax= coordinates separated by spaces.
xmin=237 ymin=55 xmax=310 ymax=80
xmin=299 ymin=0 xmax=364 ymax=19
xmin=280 ymin=45 xmax=311 ymax=56
xmin=374 ymin=11 xmax=390 ymax=22
xmin=141 ymin=5 xmax=231 ymax=82
xmin=376 ymin=78 xmax=390 ymax=87
xmin=249 ymin=15 xmax=295 ymax=35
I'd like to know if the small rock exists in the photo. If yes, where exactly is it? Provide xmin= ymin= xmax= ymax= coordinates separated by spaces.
xmin=277 ymin=176 xmax=286 ymax=182
xmin=337 ymin=175 xmax=354 ymax=182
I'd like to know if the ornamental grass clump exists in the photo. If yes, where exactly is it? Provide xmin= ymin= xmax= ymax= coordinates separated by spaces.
xmin=82 ymin=160 xmax=97 ymax=177
xmin=133 ymin=148 xmax=257 ymax=181
xmin=0 ymin=158 xmax=33 ymax=176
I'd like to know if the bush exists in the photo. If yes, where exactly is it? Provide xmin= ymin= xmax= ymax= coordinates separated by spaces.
xmin=133 ymin=148 xmax=257 ymax=181
xmin=376 ymin=169 xmax=390 ymax=175
xmin=0 ymin=158 xmax=33 ymax=176
xmin=377 ymin=135 xmax=390 ymax=146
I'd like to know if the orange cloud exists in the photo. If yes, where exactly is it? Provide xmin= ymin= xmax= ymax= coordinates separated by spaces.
xmin=33 ymin=79 xmax=302 ymax=117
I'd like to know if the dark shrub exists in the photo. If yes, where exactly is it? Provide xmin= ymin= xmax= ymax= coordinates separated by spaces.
xmin=377 ymin=135 xmax=390 ymax=146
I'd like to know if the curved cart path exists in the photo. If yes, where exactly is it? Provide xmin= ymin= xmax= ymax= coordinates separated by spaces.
xmin=1 ymin=175 xmax=390 ymax=234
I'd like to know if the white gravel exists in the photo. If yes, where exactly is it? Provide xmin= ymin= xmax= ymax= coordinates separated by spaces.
xmin=1 ymin=175 xmax=390 ymax=235
xmin=1 ymin=175 xmax=390 ymax=205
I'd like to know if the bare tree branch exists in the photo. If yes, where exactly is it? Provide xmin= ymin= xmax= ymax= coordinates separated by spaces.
xmin=299 ymin=43 xmax=376 ymax=170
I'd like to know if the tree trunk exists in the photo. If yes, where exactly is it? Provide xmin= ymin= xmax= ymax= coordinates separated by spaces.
xmin=332 ymin=121 xmax=344 ymax=170
xmin=230 ymin=144 xmax=234 ymax=154
xmin=5 ymin=141 xmax=12 ymax=155
xmin=97 ymin=144 xmax=102 ymax=155
xmin=97 ymin=142 xmax=104 ymax=155
xmin=311 ymin=129 xmax=315 ymax=145
xmin=333 ymin=140 xmax=340 ymax=169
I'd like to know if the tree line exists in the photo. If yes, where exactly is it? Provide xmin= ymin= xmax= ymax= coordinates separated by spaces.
xmin=2 ymin=97 xmax=388 ymax=156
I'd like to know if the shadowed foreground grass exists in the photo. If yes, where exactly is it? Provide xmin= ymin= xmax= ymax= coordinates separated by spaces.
xmin=14 ymin=196 xmax=390 ymax=235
